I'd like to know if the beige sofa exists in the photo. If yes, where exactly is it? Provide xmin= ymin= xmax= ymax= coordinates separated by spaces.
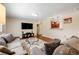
xmin=0 ymin=33 xmax=27 ymax=55
xmin=53 ymin=36 xmax=79 ymax=55
xmin=0 ymin=33 xmax=46 ymax=55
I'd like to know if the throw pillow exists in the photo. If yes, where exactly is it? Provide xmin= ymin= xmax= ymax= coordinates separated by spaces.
xmin=44 ymin=39 xmax=61 ymax=55
xmin=2 ymin=34 xmax=15 ymax=43
xmin=70 ymin=35 xmax=79 ymax=39
xmin=0 ymin=37 xmax=7 ymax=47
xmin=0 ymin=45 xmax=15 ymax=55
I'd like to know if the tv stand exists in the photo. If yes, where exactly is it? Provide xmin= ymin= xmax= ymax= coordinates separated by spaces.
xmin=22 ymin=32 xmax=34 ymax=39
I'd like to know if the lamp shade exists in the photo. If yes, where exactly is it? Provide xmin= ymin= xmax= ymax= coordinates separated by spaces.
xmin=0 ymin=4 xmax=6 ymax=24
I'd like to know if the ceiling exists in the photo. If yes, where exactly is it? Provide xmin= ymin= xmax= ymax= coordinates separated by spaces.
xmin=3 ymin=3 xmax=79 ymax=20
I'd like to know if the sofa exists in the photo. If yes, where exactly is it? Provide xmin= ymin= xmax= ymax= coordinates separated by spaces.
xmin=53 ymin=36 xmax=79 ymax=55
xmin=0 ymin=33 xmax=27 ymax=55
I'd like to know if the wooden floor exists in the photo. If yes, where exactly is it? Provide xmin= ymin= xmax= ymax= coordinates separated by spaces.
xmin=36 ymin=35 xmax=53 ymax=42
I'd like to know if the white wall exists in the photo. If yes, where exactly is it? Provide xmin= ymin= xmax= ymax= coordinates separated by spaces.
xmin=6 ymin=18 xmax=38 ymax=37
xmin=6 ymin=11 xmax=79 ymax=42
xmin=40 ymin=11 xmax=79 ymax=43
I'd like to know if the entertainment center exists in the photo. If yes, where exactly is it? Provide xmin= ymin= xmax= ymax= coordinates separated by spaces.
xmin=21 ymin=22 xmax=34 ymax=38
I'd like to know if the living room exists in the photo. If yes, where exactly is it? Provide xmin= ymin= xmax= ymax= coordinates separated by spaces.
xmin=0 ymin=3 xmax=79 ymax=55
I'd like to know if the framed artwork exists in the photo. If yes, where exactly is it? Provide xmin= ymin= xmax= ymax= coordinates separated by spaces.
xmin=64 ymin=17 xmax=72 ymax=23
xmin=51 ymin=20 xmax=60 ymax=29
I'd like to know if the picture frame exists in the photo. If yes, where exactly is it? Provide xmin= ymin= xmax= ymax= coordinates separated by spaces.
xmin=64 ymin=17 xmax=72 ymax=23
xmin=51 ymin=20 xmax=60 ymax=29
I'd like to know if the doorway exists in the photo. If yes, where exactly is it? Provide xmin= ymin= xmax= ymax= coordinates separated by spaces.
xmin=37 ymin=24 xmax=40 ymax=37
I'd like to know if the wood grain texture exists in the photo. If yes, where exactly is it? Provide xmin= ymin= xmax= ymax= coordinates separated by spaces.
xmin=37 ymin=35 xmax=53 ymax=42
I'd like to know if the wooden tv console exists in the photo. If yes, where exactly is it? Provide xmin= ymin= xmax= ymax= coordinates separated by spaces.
xmin=22 ymin=32 xmax=34 ymax=39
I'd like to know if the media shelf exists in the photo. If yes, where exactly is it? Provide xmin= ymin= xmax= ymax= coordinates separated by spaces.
xmin=22 ymin=32 xmax=34 ymax=39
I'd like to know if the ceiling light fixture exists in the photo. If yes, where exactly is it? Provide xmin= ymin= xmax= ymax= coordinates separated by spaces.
xmin=32 ymin=13 xmax=38 ymax=16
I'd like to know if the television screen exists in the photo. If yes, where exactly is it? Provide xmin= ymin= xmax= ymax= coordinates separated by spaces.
xmin=21 ymin=23 xmax=33 ymax=29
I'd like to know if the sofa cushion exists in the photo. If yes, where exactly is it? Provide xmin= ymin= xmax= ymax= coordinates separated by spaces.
xmin=33 ymin=41 xmax=45 ymax=52
xmin=65 ymin=36 xmax=79 ymax=51
xmin=68 ymin=47 xmax=79 ymax=55
xmin=2 ymin=34 xmax=15 ymax=43
xmin=0 ymin=37 xmax=7 ymax=46
xmin=11 ymin=46 xmax=26 ymax=55
xmin=30 ymin=45 xmax=45 ymax=55
xmin=53 ymin=45 xmax=70 ymax=55
xmin=8 ymin=38 xmax=21 ymax=49
xmin=7 ymin=38 xmax=27 ymax=55
xmin=53 ymin=45 xmax=79 ymax=55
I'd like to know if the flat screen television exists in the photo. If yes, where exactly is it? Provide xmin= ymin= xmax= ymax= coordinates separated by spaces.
xmin=21 ymin=23 xmax=33 ymax=29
